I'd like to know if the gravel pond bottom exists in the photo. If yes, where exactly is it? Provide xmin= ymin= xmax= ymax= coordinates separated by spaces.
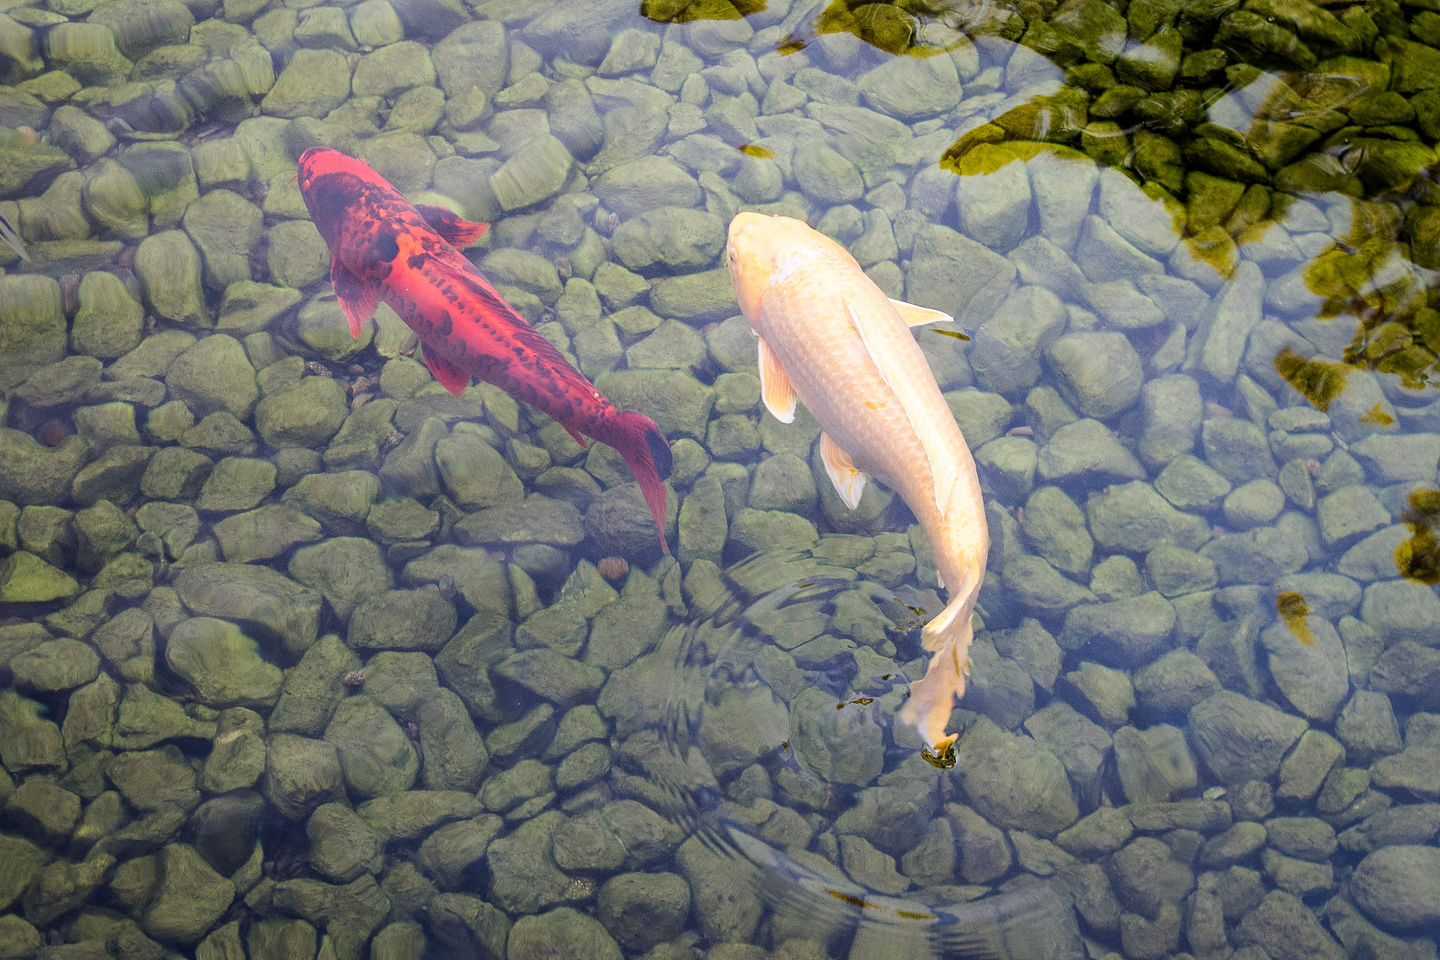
xmin=2 ymin=0 xmax=1440 ymax=958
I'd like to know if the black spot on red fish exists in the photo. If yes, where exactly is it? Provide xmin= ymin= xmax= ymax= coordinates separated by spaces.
xmin=374 ymin=232 xmax=399 ymax=262
xmin=407 ymin=253 xmax=426 ymax=270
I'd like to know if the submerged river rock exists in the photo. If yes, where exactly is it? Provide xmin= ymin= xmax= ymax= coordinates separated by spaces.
xmin=2 ymin=0 xmax=1440 ymax=956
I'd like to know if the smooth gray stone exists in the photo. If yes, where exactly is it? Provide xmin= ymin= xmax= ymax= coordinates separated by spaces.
xmin=1188 ymin=691 xmax=1306 ymax=784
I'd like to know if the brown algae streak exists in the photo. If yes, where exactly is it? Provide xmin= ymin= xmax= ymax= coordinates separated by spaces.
xmin=1276 ymin=591 xmax=1316 ymax=646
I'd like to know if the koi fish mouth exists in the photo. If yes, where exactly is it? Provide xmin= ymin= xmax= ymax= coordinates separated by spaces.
xmin=295 ymin=146 xmax=332 ymax=192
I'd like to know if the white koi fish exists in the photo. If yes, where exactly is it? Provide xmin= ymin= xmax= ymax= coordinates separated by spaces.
xmin=725 ymin=212 xmax=989 ymax=757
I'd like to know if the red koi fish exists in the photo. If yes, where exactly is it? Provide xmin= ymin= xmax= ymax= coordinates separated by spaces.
xmin=296 ymin=146 xmax=671 ymax=552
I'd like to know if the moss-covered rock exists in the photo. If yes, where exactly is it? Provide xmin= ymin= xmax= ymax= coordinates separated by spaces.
xmin=283 ymin=470 xmax=381 ymax=535
xmin=1087 ymin=481 xmax=1210 ymax=552
xmin=0 ymin=276 xmax=65 ymax=389
xmin=306 ymin=802 xmax=382 ymax=884
xmin=214 ymin=504 xmax=322 ymax=564
xmin=435 ymin=425 xmax=524 ymax=509
xmin=261 ymin=48 xmax=351 ymax=118
xmin=44 ymin=22 xmax=133 ymax=84
xmin=200 ymin=709 xmax=266 ymax=794
xmin=611 ymin=206 xmax=724 ymax=273
xmin=183 ymin=188 xmax=262 ymax=291
xmin=167 ymin=335 xmax=259 ymax=421
xmin=23 ymin=854 xmax=116 ymax=927
xmin=253 ymin=376 xmax=348 ymax=448
xmin=166 ymin=617 xmax=283 ymax=708
xmin=91 ymin=606 xmax=157 ymax=683
xmin=349 ymin=585 xmax=457 ymax=651
xmin=264 ymin=732 xmax=344 ymax=820
xmin=1038 ymin=419 xmax=1146 ymax=483
xmin=1045 ymin=331 xmax=1144 ymax=420
xmin=288 ymin=537 xmax=392 ymax=621
xmin=70 ymin=272 xmax=145 ymax=360
xmin=135 ymin=230 xmax=206 ymax=326
xmin=192 ymin=457 xmax=274 ymax=514
xmin=325 ymin=695 xmax=419 ymax=798
xmin=174 ymin=562 xmax=321 ymax=655
xmin=955 ymin=718 xmax=1079 ymax=834
xmin=0 ymin=550 xmax=80 ymax=603
xmin=269 ymin=633 xmax=359 ymax=736
xmin=10 ymin=636 xmax=98 ymax=692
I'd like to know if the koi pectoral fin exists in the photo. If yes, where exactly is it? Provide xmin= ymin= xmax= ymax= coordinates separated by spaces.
xmin=757 ymin=337 xmax=796 ymax=424
xmin=414 ymin=204 xmax=488 ymax=248
xmin=819 ymin=432 xmax=866 ymax=509
xmin=421 ymin=347 xmax=471 ymax=397
xmin=331 ymin=255 xmax=380 ymax=338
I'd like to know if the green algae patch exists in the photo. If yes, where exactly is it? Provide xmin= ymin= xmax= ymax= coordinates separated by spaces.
xmin=641 ymin=0 xmax=764 ymax=23
xmin=1396 ymin=487 xmax=1440 ymax=585
xmin=1274 ymin=346 xmax=1349 ymax=412
xmin=942 ymin=137 xmax=1089 ymax=177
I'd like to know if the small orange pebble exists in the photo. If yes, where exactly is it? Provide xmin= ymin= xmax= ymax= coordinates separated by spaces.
xmin=597 ymin=556 xmax=628 ymax=581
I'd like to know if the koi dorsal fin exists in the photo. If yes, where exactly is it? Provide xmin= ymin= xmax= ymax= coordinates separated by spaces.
xmin=888 ymin=298 xmax=952 ymax=327
xmin=415 ymin=204 xmax=488 ymax=248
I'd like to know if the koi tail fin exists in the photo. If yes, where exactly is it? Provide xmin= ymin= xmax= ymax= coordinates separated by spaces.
xmin=609 ymin=410 xmax=672 ymax=554
xmin=898 ymin=584 xmax=978 ymax=752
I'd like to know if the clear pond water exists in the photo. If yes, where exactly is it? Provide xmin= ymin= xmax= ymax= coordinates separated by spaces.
xmin=1 ymin=0 xmax=1439 ymax=958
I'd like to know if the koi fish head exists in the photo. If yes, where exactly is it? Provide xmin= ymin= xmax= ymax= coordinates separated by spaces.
xmin=726 ymin=211 xmax=810 ymax=322
xmin=296 ymin=146 xmax=378 ymax=247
